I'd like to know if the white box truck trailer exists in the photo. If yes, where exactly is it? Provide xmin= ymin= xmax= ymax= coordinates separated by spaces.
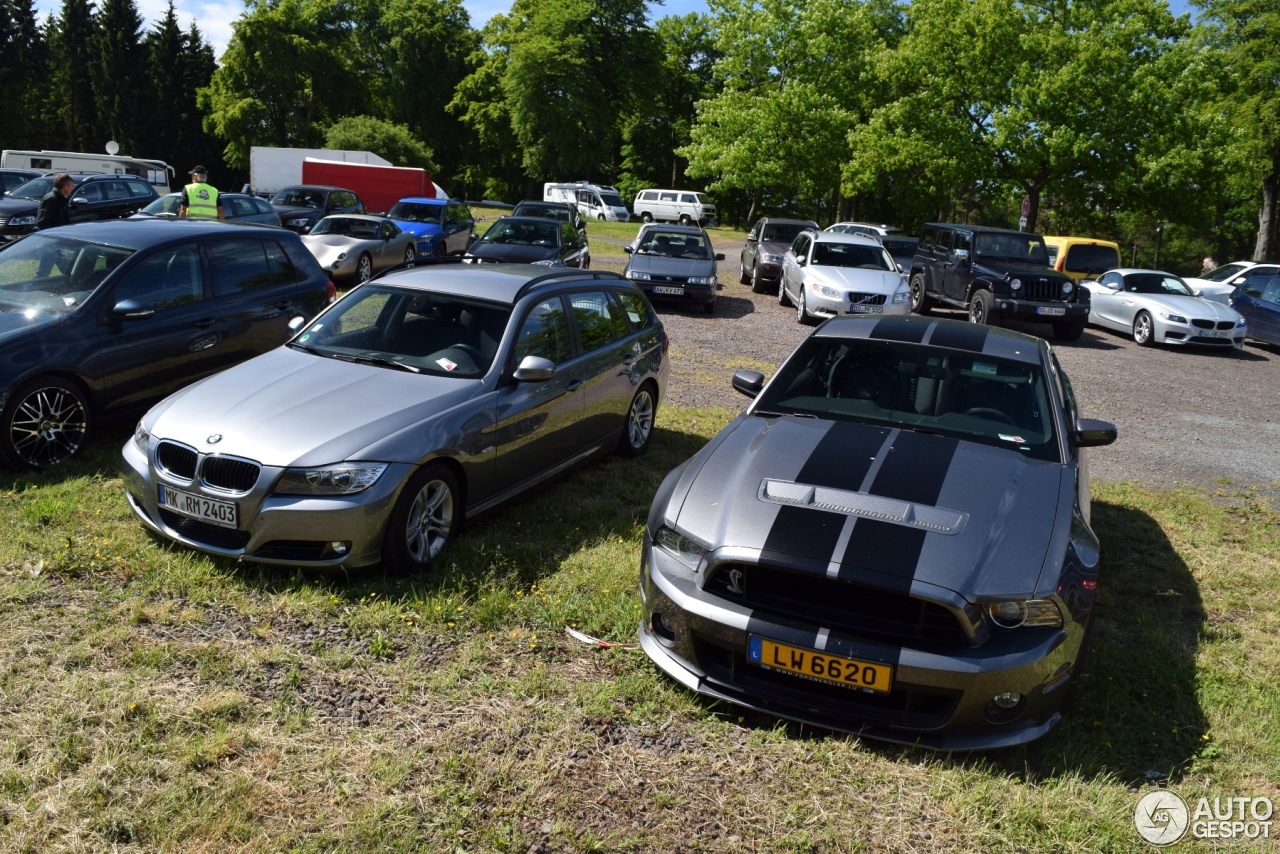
xmin=248 ymin=147 xmax=396 ymax=197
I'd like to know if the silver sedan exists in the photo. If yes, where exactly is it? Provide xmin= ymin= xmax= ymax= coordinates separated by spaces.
xmin=1083 ymin=268 xmax=1247 ymax=348
xmin=301 ymin=214 xmax=418 ymax=285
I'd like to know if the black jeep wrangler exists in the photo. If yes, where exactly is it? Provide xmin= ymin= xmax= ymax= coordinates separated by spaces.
xmin=908 ymin=223 xmax=1088 ymax=340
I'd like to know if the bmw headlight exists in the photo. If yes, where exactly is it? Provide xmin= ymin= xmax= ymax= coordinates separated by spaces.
xmin=8 ymin=214 xmax=36 ymax=227
xmin=275 ymin=463 xmax=389 ymax=495
xmin=654 ymin=525 xmax=707 ymax=570
xmin=133 ymin=420 xmax=151 ymax=454
xmin=1157 ymin=310 xmax=1187 ymax=324
xmin=1235 ymin=318 xmax=1247 ymax=327
xmin=816 ymin=284 xmax=841 ymax=299
xmin=627 ymin=270 xmax=651 ymax=281
xmin=1009 ymin=278 xmax=1022 ymax=291
xmin=763 ymin=253 xmax=784 ymax=263
xmin=987 ymin=599 xmax=1062 ymax=629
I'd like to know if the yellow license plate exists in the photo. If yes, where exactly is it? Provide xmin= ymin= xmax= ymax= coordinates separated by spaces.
xmin=748 ymin=636 xmax=893 ymax=694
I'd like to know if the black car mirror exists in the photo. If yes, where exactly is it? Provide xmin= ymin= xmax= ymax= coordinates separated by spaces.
xmin=513 ymin=355 xmax=556 ymax=382
xmin=624 ymin=245 xmax=633 ymax=254
xmin=1070 ymin=418 xmax=1117 ymax=448
xmin=110 ymin=299 xmax=155 ymax=321
xmin=732 ymin=369 xmax=765 ymax=398
xmin=715 ymin=253 xmax=725 ymax=261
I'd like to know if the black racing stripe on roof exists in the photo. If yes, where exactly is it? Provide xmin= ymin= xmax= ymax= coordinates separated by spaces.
xmin=868 ymin=315 xmax=930 ymax=343
xmin=793 ymin=421 xmax=889 ymax=490
xmin=866 ymin=430 xmax=958 ymax=504
xmin=762 ymin=505 xmax=847 ymax=564
xmin=838 ymin=520 xmax=928 ymax=592
xmin=926 ymin=322 xmax=989 ymax=353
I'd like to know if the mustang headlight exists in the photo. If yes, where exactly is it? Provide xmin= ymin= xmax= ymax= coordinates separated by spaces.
xmin=816 ymin=283 xmax=841 ymax=299
xmin=653 ymin=525 xmax=706 ymax=569
xmin=7 ymin=214 xmax=36 ymax=227
xmin=133 ymin=420 xmax=151 ymax=454
xmin=1009 ymin=278 xmax=1022 ymax=291
xmin=1157 ymin=310 xmax=1187 ymax=324
xmin=763 ymin=253 xmax=784 ymax=263
xmin=987 ymin=599 xmax=1062 ymax=629
xmin=275 ymin=463 xmax=388 ymax=496
xmin=627 ymin=270 xmax=651 ymax=281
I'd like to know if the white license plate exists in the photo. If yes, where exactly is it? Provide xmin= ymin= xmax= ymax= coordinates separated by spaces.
xmin=159 ymin=485 xmax=238 ymax=528
xmin=1198 ymin=329 xmax=1230 ymax=338
xmin=849 ymin=304 xmax=883 ymax=314
xmin=1036 ymin=306 xmax=1067 ymax=316
xmin=653 ymin=286 xmax=684 ymax=296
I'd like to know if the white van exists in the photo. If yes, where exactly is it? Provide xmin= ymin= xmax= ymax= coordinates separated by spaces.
xmin=633 ymin=189 xmax=717 ymax=226
xmin=1 ymin=149 xmax=175 ymax=193
xmin=543 ymin=182 xmax=630 ymax=222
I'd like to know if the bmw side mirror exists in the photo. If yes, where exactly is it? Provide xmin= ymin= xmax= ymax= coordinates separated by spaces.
xmin=513 ymin=355 xmax=556 ymax=382
xmin=715 ymin=253 xmax=725 ymax=261
xmin=1071 ymin=418 xmax=1117 ymax=448
xmin=732 ymin=369 xmax=765 ymax=398
xmin=110 ymin=299 xmax=155 ymax=320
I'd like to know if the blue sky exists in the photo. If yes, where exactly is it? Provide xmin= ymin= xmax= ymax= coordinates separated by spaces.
xmin=33 ymin=0 xmax=1193 ymax=62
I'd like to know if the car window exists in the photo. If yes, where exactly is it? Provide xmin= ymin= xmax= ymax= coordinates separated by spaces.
xmin=0 ymin=235 xmax=133 ymax=313
xmin=762 ymin=223 xmax=810 ymax=244
xmin=1124 ymin=273 xmax=1193 ymax=295
xmin=919 ymin=227 xmax=938 ymax=251
xmin=570 ymin=290 xmax=629 ymax=353
xmin=660 ymin=192 xmax=677 ymax=202
xmin=615 ymin=290 xmax=654 ymax=329
xmin=126 ymin=180 xmax=153 ymax=198
xmin=680 ymin=193 xmax=696 ymax=203
xmin=263 ymin=240 xmax=297 ymax=284
xmin=111 ymin=245 xmax=206 ymax=310
xmin=952 ymin=232 xmax=971 ymax=254
xmin=561 ymin=222 xmax=577 ymax=245
xmin=207 ymin=239 xmax=275 ymax=295
xmin=812 ymin=241 xmax=893 ymax=270
xmin=1098 ymin=272 xmax=1121 ymax=287
xmin=1062 ymin=244 xmax=1120 ymax=276
xmin=791 ymin=234 xmax=808 ymax=257
xmin=75 ymin=182 xmax=105 ymax=202
xmin=1259 ymin=278 xmax=1280 ymax=304
xmin=514 ymin=296 xmax=571 ymax=364
xmin=229 ymin=197 xmax=255 ymax=217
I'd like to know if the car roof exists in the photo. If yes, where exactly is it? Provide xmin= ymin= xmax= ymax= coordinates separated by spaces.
xmin=277 ymin=185 xmax=347 ymax=192
xmin=396 ymin=196 xmax=446 ymax=205
xmin=638 ymin=223 xmax=706 ymax=236
xmin=516 ymin=200 xmax=573 ymax=209
xmin=492 ymin=215 xmax=565 ymax=226
xmin=923 ymin=223 xmax=1042 ymax=237
xmin=318 ymin=213 xmax=387 ymax=222
xmin=810 ymin=230 xmax=882 ymax=246
xmin=21 ymin=219 xmax=281 ymax=250
xmin=815 ymin=315 xmax=1047 ymax=365
xmin=762 ymin=217 xmax=818 ymax=225
xmin=159 ymin=192 xmax=254 ymax=200
xmin=1110 ymin=268 xmax=1183 ymax=277
xmin=372 ymin=264 xmax=630 ymax=305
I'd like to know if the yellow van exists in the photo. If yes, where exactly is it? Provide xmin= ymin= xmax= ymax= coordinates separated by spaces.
xmin=1041 ymin=236 xmax=1122 ymax=283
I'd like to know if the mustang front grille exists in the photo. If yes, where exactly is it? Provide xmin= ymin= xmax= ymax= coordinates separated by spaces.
xmin=707 ymin=563 xmax=969 ymax=648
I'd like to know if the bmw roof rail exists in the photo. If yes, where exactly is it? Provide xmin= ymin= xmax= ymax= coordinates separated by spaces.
xmin=367 ymin=255 xmax=463 ymax=283
xmin=513 ymin=269 xmax=626 ymax=301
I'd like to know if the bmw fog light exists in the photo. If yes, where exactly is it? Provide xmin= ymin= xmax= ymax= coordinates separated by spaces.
xmin=275 ymin=463 xmax=389 ymax=496
xmin=1009 ymin=278 xmax=1022 ymax=291
xmin=991 ymin=692 xmax=1022 ymax=709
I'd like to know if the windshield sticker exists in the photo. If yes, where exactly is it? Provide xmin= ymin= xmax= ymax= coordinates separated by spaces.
xmin=972 ymin=361 xmax=997 ymax=376
xmin=437 ymin=358 xmax=458 ymax=372
xmin=998 ymin=434 xmax=1026 ymax=444
xmin=298 ymin=334 xmax=310 ymax=342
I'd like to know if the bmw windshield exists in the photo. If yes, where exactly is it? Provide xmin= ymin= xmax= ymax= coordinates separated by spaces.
xmin=754 ymin=337 xmax=1060 ymax=462
xmin=290 ymin=285 xmax=510 ymax=378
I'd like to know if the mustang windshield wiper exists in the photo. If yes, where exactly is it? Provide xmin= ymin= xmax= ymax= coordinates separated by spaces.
xmin=288 ymin=341 xmax=325 ymax=356
xmin=754 ymin=409 xmax=817 ymax=419
xmin=334 ymin=353 xmax=421 ymax=373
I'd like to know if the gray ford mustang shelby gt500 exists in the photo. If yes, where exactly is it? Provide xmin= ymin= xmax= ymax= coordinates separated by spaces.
xmin=639 ymin=315 xmax=1117 ymax=750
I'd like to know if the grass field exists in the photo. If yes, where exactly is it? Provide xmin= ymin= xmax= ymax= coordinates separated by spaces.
xmin=1 ymin=406 xmax=1277 ymax=852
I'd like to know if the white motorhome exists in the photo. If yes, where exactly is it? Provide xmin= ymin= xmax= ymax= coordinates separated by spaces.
xmin=633 ymin=189 xmax=717 ymax=226
xmin=543 ymin=182 xmax=630 ymax=222
xmin=1 ymin=149 xmax=174 ymax=193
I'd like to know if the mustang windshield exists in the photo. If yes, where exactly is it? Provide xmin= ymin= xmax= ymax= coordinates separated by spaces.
xmin=0 ymin=235 xmax=134 ymax=314
xmin=292 ymin=285 xmax=511 ymax=378
xmin=755 ymin=337 xmax=1060 ymax=462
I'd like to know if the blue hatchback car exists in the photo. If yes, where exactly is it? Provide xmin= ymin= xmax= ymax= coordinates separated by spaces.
xmin=0 ymin=220 xmax=334 ymax=469
xmin=386 ymin=197 xmax=476 ymax=258
xmin=1230 ymin=273 xmax=1280 ymax=347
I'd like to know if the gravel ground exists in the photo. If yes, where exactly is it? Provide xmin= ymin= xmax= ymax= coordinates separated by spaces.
xmin=592 ymin=233 xmax=1280 ymax=499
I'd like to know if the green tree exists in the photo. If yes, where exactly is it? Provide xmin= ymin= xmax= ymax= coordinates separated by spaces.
xmin=846 ymin=0 xmax=1187 ymax=233
xmin=1192 ymin=0 xmax=1280 ymax=260
xmin=324 ymin=115 xmax=438 ymax=172
xmin=93 ymin=0 xmax=146 ymax=152
xmin=0 ymin=0 xmax=49 ymax=150
xmin=200 ymin=0 xmax=367 ymax=169
xmin=47 ymin=0 xmax=97 ymax=151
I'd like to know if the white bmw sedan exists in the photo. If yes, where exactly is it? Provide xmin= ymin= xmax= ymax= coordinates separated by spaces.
xmin=1082 ymin=269 xmax=1247 ymax=348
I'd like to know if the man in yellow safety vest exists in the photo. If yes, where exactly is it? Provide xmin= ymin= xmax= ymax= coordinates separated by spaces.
xmin=178 ymin=165 xmax=224 ymax=220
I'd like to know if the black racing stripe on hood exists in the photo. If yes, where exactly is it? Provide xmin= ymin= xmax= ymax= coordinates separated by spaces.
xmin=866 ymin=430 xmax=958 ymax=504
xmin=761 ymin=505 xmax=846 ymax=565
xmin=927 ymin=322 xmax=989 ymax=353
xmin=839 ymin=520 xmax=927 ymax=593
xmin=869 ymin=316 xmax=930 ymax=343
xmin=794 ymin=420 xmax=889 ymax=489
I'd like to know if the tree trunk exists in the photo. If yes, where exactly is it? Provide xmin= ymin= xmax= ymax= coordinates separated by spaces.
xmin=1254 ymin=151 xmax=1279 ymax=262
xmin=745 ymin=187 xmax=763 ymax=225
xmin=1025 ymin=188 xmax=1041 ymax=234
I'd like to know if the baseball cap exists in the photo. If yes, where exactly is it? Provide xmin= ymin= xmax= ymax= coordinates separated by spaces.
xmin=190 ymin=165 xmax=207 ymax=175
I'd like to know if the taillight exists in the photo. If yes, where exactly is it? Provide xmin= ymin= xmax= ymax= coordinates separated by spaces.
xmin=326 ymin=280 xmax=337 ymax=302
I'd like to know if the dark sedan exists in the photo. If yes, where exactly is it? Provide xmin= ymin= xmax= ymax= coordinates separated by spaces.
xmin=0 ymin=220 xmax=334 ymax=469
xmin=639 ymin=315 xmax=1117 ymax=750
xmin=463 ymin=216 xmax=590 ymax=268
xmin=269 ymin=185 xmax=365 ymax=234
xmin=740 ymin=217 xmax=819 ymax=293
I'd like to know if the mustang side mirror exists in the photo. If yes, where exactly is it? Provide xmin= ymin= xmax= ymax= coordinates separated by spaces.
xmin=513 ymin=355 xmax=556 ymax=382
xmin=732 ymin=369 xmax=765 ymax=398
xmin=1071 ymin=418 xmax=1117 ymax=448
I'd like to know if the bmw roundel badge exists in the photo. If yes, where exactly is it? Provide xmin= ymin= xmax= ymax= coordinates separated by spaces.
xmin=207 ymin=434 xmax=222 ymax=444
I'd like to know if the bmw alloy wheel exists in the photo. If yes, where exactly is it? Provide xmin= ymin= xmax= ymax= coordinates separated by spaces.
xmin=1133 ymin=311 xmax=1155 ymax=346
xmin=619 ymin=385 xmax=656 ymax=456
xmin=403 ymin=470 xmax=456 ymax=565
